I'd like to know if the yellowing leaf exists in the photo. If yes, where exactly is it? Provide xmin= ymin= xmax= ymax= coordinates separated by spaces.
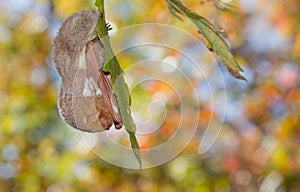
xmin=166 ymin=0 xmax=246 ymax=81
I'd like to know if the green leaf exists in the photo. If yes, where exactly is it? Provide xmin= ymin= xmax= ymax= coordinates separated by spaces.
xmin=166 ymin=0 xmax=246 ymax=81
xmin=95 ymin=0 xmax=141 ymax=169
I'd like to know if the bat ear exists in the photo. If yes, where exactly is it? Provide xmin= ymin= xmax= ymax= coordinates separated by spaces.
xmin=98 ymin=110 xmax=114 ymax=129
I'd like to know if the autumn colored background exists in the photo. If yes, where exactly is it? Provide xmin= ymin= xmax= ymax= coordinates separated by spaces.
xmin=1 ymin=0 xmax=300 ymax=191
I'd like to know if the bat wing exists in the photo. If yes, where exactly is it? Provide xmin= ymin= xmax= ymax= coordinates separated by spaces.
xmin=58 ymin=38 xmax=122 ymax=132
xmin=85 ymin=38 xmax=123 ymax=130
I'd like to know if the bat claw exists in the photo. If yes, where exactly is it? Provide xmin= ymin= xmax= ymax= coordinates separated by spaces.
xmin=106 ymin=22 xmax=113 ymax=31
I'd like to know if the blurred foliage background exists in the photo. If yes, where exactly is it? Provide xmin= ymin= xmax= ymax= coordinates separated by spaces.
xmin=1 ymin=0 xmax=300 ymax=191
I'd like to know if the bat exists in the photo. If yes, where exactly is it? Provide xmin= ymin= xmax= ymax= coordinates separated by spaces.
xmin=52 ymin=9 xmax=123 ymax=132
